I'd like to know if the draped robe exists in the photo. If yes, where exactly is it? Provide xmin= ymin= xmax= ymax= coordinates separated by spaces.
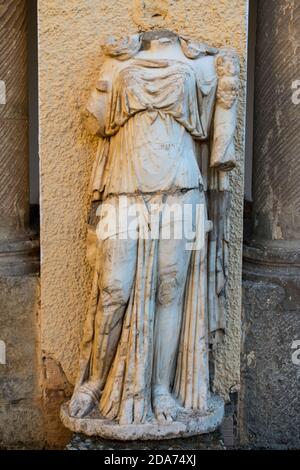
xmin=74 ymin=39 xmax=239 ymax=423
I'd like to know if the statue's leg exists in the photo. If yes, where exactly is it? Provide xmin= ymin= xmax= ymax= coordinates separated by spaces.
xmin=152 ymin=230 xmax=193 ymax=422
xmin=152 ymin=189 xmax=203 ymax=422
xmin=91 ymin=236 xmax=137 ymax=387
xmin=69 ymin=236 xmax=137 ymax=418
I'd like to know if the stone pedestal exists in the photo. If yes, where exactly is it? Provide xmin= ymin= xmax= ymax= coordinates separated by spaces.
xmin=242 ymin=243 xmax=300 ymax=449
xmin=66 ymin=431 xmax=225 ymax=451
xmin=0 ymin=276 xmax=44 ymax=449
xmin=61 ymin=396 xmax=224 ymax=441
xmin=241 ymin=0 xmax=300 ymax=449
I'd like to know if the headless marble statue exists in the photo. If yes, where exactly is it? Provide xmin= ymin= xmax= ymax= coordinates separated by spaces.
xmin=61 ymin=30 xmax=240 ymax=440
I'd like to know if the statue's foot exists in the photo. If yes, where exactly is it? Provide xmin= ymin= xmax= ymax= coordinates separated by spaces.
xmin=69 ymin=387 xmax=97 ymax=418
xmin=152 ymin=385 xmax=183 ymax=423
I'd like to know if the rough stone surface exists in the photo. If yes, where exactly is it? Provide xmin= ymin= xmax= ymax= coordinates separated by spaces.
xmin=252 ymin=0 xmax=300 ymax=240
xmin=240 ymin=264 xmax=300 ymax=449
xmin=0 ymin=0 xmax=30 ymax=236
xmin=239 ymin=0 xmax=300 ymax=451
xmin=41 ymin=355 xmax=73 ymax=449
xmin=38 ymin=2 xmax=248 ymax=442
xmin=0 ymin=276 xmax=44 ymax=449
xmin=66 ymin=430 xmax=225 ymax=450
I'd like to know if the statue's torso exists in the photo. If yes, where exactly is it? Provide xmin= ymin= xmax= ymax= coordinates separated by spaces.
xmin=104 ymin=57 xmax=204 ymax=196
xmin=87 ymin=38 xmax=222 ymax=197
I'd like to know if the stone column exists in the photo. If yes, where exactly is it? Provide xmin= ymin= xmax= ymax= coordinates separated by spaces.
xmin=0 ymin=0 xmax=39 ymax=275
xmin=0 ymin=1 xmax=43 ymax=450
xmin=241 ymin=0 xmax=300 ymax=448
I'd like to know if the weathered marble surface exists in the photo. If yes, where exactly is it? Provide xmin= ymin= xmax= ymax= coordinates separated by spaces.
xmin=62 ymin=31 xmax=239 ymax=439
xmin=39 ymin=0 xmax=248 ymax=444
xmin=62 ymin=396 xmax=224 ymax=440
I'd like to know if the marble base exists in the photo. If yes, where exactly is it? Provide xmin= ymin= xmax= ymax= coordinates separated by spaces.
xmin=61 ymin=395 xmax=224 ymax=441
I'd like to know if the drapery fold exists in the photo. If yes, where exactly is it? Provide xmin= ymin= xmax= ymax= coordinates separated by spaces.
xmin=73 ymin=37 xmax=240 ymax=421
xmin=76 ymin=197 xmax=211 ymax=420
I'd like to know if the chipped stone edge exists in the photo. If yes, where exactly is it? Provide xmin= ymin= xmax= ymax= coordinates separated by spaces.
xmin=61 ymin=395 xmax=224 ymax=441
